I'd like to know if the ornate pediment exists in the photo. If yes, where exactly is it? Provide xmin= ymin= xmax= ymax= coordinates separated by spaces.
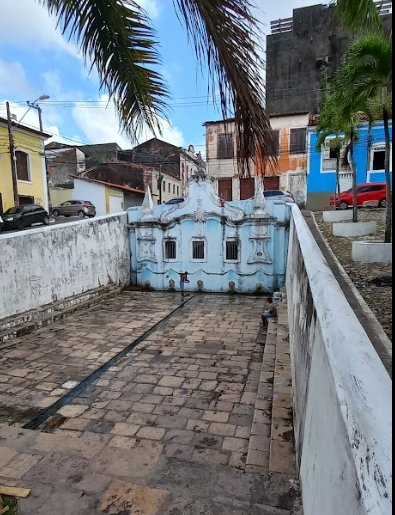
xmin=160 ymin=176 xmax=245 ymax=225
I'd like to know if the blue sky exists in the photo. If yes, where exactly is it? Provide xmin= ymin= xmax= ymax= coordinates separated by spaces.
xmin=0 ymin=0 xmax=318 ymax=152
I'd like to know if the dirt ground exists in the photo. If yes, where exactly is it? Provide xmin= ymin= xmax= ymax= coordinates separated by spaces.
xmin=316 ymin=209 xmax=392 ymax=341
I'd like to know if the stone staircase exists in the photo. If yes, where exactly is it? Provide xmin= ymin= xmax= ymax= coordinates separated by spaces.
xmin=0 ymin=284 xmax=124 ymax=348
xmin=247 ymin=304 xmax=297 ymax=478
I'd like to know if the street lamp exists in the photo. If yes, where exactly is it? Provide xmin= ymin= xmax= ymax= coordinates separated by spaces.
xmin=11 ymin=95 xmax=50 ymax=133
xmin=27 ymin=95 xmax=50 ymax=133
xmin=158 ymin=153 xmax=176 ymax=205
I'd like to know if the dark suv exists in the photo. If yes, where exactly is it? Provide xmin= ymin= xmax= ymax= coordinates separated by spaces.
xmin=2 ymin=205 xmax=50 ymax=231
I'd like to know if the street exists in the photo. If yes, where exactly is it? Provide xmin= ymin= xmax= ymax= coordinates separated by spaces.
xmin=1 ymin=216 xmax=89 ymax=235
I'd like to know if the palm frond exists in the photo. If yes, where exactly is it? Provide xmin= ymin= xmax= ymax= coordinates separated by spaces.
xmin=345 ymin=34 xmax=393 ymax=101
xmin=334 ymin=0 xmax=383 ymax=34
xmin=174 ymin=0 xmax=276 ymax=174
xmin=38 ymin=0 xmax=170 ymax=141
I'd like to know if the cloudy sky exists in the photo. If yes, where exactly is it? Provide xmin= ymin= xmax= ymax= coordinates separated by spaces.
xmin=0 ymin=0 xmax=320 ymax=152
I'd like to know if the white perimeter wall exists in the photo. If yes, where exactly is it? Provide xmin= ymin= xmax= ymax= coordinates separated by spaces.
xmin=287 ymin=205 xmax=392 ymax=515
xmin=73 ymin=179 xmax=107 ymax=216
xmin=0 ymin=214 xmax=130 ymax=320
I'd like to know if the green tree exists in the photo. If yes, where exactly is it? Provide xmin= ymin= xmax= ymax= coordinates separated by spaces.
xmin=345 ymin=34 xmax=393 ymax=242
xmin=319 ymin=62 xmax=369 ymax=221
xmin=317 ymin=90 xmax=347 ymax=210
xmin=38 ymin=0 xmax=276 ymax=172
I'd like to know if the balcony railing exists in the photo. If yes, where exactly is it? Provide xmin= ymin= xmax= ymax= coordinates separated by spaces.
xmin=270 ymin=17 xmax=293 ymax=34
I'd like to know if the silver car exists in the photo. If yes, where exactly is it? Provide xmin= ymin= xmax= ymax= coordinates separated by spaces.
xmin=264 ymin=190 xmax=295 ymax=203
xmin=52 ymin=200 xmax=96 ymax=219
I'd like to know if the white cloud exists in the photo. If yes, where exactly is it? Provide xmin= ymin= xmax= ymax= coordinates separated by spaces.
xmin=45 ymin=126 xmax=83 ymax=146
xmin=0 ymin=0 xmax=77 ymax=55
xmin=136 ymin=0 xmax=161 ymax=19
xmin=139 ymin=120 xmax=185 ymax=149
xmin=72 ymin=96 xmax=185 ymax=149
xmin=0 ymin=60 xmax=33 ymax=97
xmin=0 ymin=0 xmax=161 ymax=56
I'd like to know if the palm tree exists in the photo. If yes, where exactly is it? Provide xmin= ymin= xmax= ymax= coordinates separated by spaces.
xmin=347 ymin=34 xmax=392 ymax=243
xmin=345 ymin=34 xmax=393 ymax=241
xmin=335 ymin=0 xmax=392 ymax=240
xmin=38 ymin=0 xmax=276 ymax=173
xmin=323 ymin=62 xmax=370 ymax=222
xmin=316 ymin=90 xmax=348 ymax=210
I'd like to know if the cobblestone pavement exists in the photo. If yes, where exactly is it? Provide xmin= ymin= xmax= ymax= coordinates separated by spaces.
xmin=0 ymin=293 xmax=181 ymax=425
xmin=0 ymin=293 xmax=302 ymax=514
xmin=316 ymin=209 xmax=392 ymax=340
xmin=44 ymin=295 xmax=265 ymax=472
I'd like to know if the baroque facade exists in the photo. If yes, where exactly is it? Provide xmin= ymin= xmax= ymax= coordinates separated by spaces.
xmin=128 ymin=174 xmax=291 ymax=293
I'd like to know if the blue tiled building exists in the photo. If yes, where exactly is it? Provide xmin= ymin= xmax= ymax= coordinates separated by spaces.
xmin=307 ymin=121 xmax=393 ymax=210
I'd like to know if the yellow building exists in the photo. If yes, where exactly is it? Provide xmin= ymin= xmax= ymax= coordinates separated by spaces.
xmin=0 ymin=117 xmax=50 ymax=213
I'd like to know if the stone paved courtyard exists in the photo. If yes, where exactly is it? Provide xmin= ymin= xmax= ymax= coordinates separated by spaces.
xmin=0 ymin=292 xmax=302 ymax=514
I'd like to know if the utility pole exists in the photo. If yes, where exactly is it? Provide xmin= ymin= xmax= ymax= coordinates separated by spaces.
xmin=37 ymin=104 xmax=51 ymax=206
xmin=37 ymin=105 xmax=44 ymax=133
xmin=6 ymin=102 xmax=19 ymax=207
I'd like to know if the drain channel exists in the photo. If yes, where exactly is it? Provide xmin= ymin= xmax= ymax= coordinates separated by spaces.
xmin=24 ymin=295 xmax=194 ymax=430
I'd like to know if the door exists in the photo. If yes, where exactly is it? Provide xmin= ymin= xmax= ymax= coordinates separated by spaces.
xmin=60 ymin=201 xmax=73 ymax=215
xmin=109 ymin=195 xmax=124 ymax=213
xmin=240 ymin=178 xmax=255 ymax=200
xmin=264 ymin=176 xmax=280 ymax=190
xmin=18 ymin=196 xmax=34 ymax=206
xmin=70 ymin=201 xmax=83 ymax=216
xmin=339 ymin=172 xmax=353 ymax=192
xmin=22 ymin=205 xmax=36 ymax=226
xmin=369 ymin=184 xmax=386 ymax=202
xmin=218 ymin=179 xmax=233 ymax=201
xmin=357 ymin=185 xmax=374 ymax=205
xmin=31 ymin=206 xmax=42 ymax=224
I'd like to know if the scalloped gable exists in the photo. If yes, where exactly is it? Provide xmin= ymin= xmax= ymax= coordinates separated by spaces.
xmin=160 ymin=176 xmax=245 ymax=224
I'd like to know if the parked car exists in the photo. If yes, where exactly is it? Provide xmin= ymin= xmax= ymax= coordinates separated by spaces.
xmin=165 ymin=198 xmax=185 ymax=205
xmin=330 ymin=183 xmax=391 ymax=210
xmin=2 ymin=205 xmax=50 ymax=231
xmin=52 ymin=200 xmax=96 ymax=219
xmin=264 ymin=190 xmax=295 ymax=202
xmin=0 ymin=215 xmax=4 ymax=233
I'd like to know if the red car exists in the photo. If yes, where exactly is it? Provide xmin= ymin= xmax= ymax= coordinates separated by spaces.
xmin=330 ymin=183 xmax=391 ymax=210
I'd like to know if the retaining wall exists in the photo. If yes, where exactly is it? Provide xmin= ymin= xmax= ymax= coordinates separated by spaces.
xmin=0 ymin=214 xmax=130 ymax=320
xmin=287 ymin=206 xmax=392 ymax=515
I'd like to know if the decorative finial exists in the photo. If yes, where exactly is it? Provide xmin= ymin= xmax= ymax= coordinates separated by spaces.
xmin=141 ymin=186 xmax=155 ymax=221
xmin=253 ymin=182 xmax=267 ymax=217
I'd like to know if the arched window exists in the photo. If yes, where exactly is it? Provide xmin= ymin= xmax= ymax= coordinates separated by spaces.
xmin=16 ymin=151 xmax=31 ymax=182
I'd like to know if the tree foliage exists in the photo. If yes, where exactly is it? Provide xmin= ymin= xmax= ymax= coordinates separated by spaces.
xmin=39 ymin=0 xmax=276 ymax=173
xmin=334 ymin=0 xmax=383 ymax=34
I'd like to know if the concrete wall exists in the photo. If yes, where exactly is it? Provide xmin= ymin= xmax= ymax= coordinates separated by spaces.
xmin=279 ymin=170 xmax=307 ymax=207
xmin=206 ymin=121 xmax=238 ymax=180
xmin=266 ymin=3 xmax=392 ymax=115
xmin=50 ymin=188 xmax=73 ymax=207
xmin=47 ymin=148 xmax=86 ymax=188
xmin=0 ymin=214 xmax=130 ymax=320
xmin=287 ymin=206 xmax=392 ymax=515
xmin=269 ymin=114 xmax=309 ymax=175
xmin=73 ymin=179 xmax=107 ymax=216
